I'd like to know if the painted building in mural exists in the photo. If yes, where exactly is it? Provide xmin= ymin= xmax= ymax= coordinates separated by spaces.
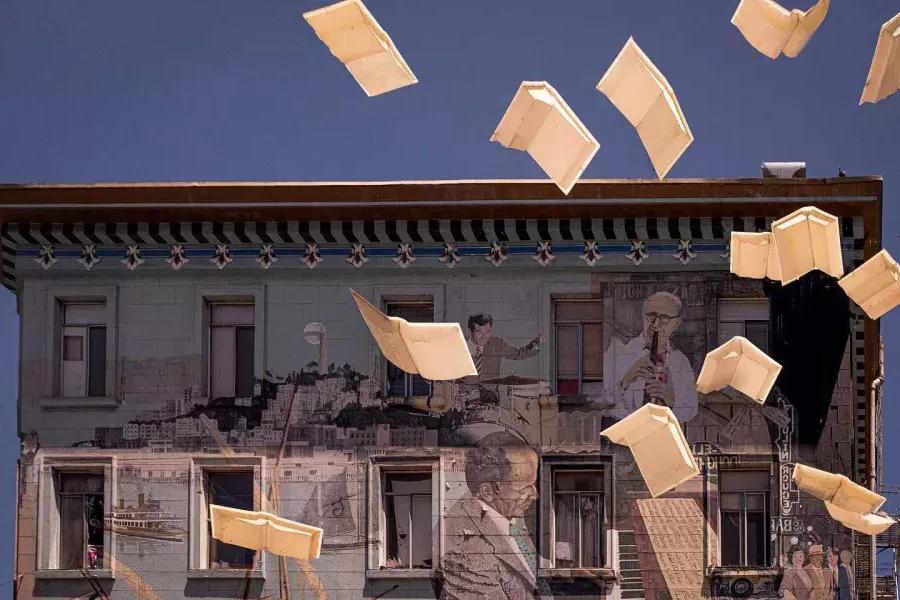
xmin=1 ymin=178 xmax=885 ymax=600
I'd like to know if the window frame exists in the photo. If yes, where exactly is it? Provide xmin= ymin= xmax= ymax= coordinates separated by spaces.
xmin=716 ymin=466 xmax=772 ymax=568
xmin=382 ymin=297 xmax=435 ymax=399
xmin=193 ymin=287 xmax=266 ymax=402
xmin=188 ymin=456 xmax=265 ymax=579
xmin=207 ymin=302 xmax=256 ymax=399
xmin=36 ymin=456 xmax=116 ymax=579
xmin=717 ymin=298 xmax=771 ymax=353
xmin=552 ymin=299 xmax=604 ymax=396
xmin=538 ymin=455 xmax=615 ymax=579
xmin=42 ymin=286 xmax=118 ymax=408
xmin=366 ymin=455 xmax=441 ymax=580
xmin=551 ymin=468 xmax=606 ymax=569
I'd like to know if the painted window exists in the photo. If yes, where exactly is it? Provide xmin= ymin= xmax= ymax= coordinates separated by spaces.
xmin=384 ymin=299 xmax=433 ymax=397
xmin=204 ymin=470 xmax=255 ymax=569
xmin=554 ymin=300 xmax=603 ymax=395
xmin=719 ymin=299 xmax=770 ymax=353
xmin=382 ymin=472 xmax=432 ymax=569
xmin=56 ymin=472 xmax=105 ymax=570
xmin=719 ymin=469 xmax=770 ymax=567
xmin=61 ymin=302 xmax=107 ymax=398
xmin=552 ymin=468 xmax=604 ymax=568
xmin=208 ymin=303 xmax=255 ymax=399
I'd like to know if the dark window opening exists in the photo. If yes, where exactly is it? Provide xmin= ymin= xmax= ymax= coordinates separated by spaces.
xmin=385 ymin=301 xmax=434 ymax=397
xmin=206 ymin=471 xmax=255 ymax=569
xmin=383 ymin=472 xmax=432 ymax=569
xmin=57 ymin=473 xmax=104 ymax=570
xmin=553 ymin=468 xmax=604 ymax=568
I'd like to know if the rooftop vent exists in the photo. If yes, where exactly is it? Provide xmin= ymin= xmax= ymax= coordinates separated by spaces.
xmin=762 ymin=162 xmax=806 ymax=179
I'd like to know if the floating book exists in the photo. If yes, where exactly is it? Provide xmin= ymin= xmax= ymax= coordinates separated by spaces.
xmin=730 ymin=231 xmax=783 ymax=281
xmin=859 ymin=12 xmax=900 ymax=104
xmin=491 ymin=81 xmax=599 ymax=195
xmin=824 ymin=501 xmax=895 ymax=536
xmin=303 ymin=0 xmax=417 ymax=97
xmin=210 ymin=505 xmax=323 ymax=560
xmin=696 ymin=336 xmax=782 ymax=403
xmin=838 ymin=249 xmax=900 ymax=319
xmin=350 ymin=289 xmax=477 ymax=380
xmin=770 ymin=206 xmax=843 ymax=283
xmin=793 ymin=464 xmax=894 ymax=534
xmin=600 ymin=404 xmax=699 ymax=498
xmin=731 ymin=0 xmax=830 ymax=59
xmin=596 ymin=37 xmax=692 ymax=180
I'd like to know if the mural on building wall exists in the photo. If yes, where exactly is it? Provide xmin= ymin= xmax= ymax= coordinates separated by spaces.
xmin=18 ymin=271 xmax=859 ymax=600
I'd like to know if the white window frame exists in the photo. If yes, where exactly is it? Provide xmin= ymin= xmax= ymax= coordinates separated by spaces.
xmin=188 ymin=456 xmax=265 ymax=578
xmin=552 ymin=299 xmax=604 ymax=395
xmin=367 ymin=455 xmax=441 ymax=580
xmin=36 ymin=456 xmax=116 ymax=580
xmin=42 ymin=286 xmax=118 ymax=409
xmin=538 ymin=455 xmax=615 ymax=579
xmin=193 ymin=287 xmax=266 ymax=402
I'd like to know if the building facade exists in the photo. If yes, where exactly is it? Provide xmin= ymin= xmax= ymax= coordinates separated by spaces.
xmin=1 ymin=178 xmax=885 ymax=600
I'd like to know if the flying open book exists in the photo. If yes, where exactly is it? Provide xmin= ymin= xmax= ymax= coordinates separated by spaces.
xmin=859 ymin=12 xmax=900 ymax=105
xmin=210 ymin=505 xmax=323 ymax=560
xmin=601 ymin=404 xmax=699 ymax=498
xmin=596 ymin=38 xmax=692 ymax=180
xmin=303 ymin=0 xmax=417 ymax=97
xmin=697 ymin=336 xmax=782 ymax=403
xmin=730 ymin=231 xmax=783 ymax=281
xmin=838 ymin=249 xmax=900 ymax=320
xmin=793 ymin=464 xmax=895 ymax=535
xmin=350 ymin=289 xmax=477 ymax=381
xmin=491 ymin=81 xmax=600 ymax=195
xmin=770 ymin=206 xmax=843 ymax=283
xmin=731 ymin=0 xmax=830 ymax=59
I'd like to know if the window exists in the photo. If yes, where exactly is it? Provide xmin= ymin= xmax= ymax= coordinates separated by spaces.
xmin=61 ymin=302 xmax=107 ymax=397
xmin=204 ymin=471 xmax=255 ymax=569
xmin=57 ymin=473 xmax=105 ymax=570
xmin=208 ymin=303 xmax=255 ymax=399
xmin=552 ymin=469 xmax=604 ymax=568
xmin=384 ymin=300 xmax=433 ymax=397
xmin=719 ymin=470 xmax=770 ymax=567
xmin=719 ymin=299 xmax=769 ymax=354
xmin=554 ymin=300 xmax=603 ymax=395
xmin=382 ymin=472 xmax=432 ymax=569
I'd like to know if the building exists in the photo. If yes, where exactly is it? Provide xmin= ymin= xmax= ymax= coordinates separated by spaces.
xmin=1 ymin=177 xmax=888 ymax=599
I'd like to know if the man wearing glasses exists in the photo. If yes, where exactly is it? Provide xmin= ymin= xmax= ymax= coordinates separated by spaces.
xmin=603 ymin=291 xmax=698 ymax=422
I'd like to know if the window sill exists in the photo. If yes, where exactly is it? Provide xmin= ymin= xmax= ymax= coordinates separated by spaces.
xmin=35 ymin=569 xmax=115 ymax=580
xmin=40 ymin=396 xmax=119 ymax=409
xmin=707 ymin=566 xmax=780 ymax=577
xmin=539 ymin=568 xmax=617 ymax=581
xmin=187 ymin=569 xmax=264 ymax=580
xmin=366 ymin=568 xmax=436 ymax=580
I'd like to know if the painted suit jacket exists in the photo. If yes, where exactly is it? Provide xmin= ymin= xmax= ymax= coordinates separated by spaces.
xmin=440 ymin=495 xmax=536 ymax=600
xmin=467 ymin=336 xmax=540 ymax=383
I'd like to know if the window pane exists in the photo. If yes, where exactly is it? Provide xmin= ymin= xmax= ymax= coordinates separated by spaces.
xmin=386 ymin=302 xmax=434 ymax=397
xmin=88 ymin=327 xmax=107 ymax=397
xmin=385 ymin=474 xmax=431 ymax=495
xmin=210 ymin=326 xmax=235 ymax=399
xmin=745 ymin=321 xmax=770 ymax=354
xmin=555 ymin=301 xmax=603 ymax=322
xmin=207 ymin=472 xmax=254 ymax=568
xmin=235 ymin=326 xmax=255 ymax=398
xmin=555 ymin=470 xmax=603 ymax=492
xmin=384 ymin=494 xmax=410 ymax=568
xmin=556 ymin=324 xmax=579 ymax=393
xmin=386 ymin=302 xmax=433 ymax=323
xmin=386 ymin=363 xmax=407 ymax=397
xmin=85 ymin=494 xmax=104 ymax=569
xmin=63 ymin=335 xmax=84 ymax=361
xmin=746 ymin=510 xmax=767 ymax=566
xmin=719 ymin=492 xmax=741 ymax=511
xmin=582 ymin=324 xmax=603 ymax=380
xmin=553 ymin=493 xmax=578 ymax=568
xmin=581 ymin=494 xmax=603 ymax=568
xmin=719 ymin=470 xmax=769 ymax=492
xmin=60 ymin=473 xmax=104 ymax=494
xmin=720 ymin=511 xmax=742 ymax=565
xmin=64 ymin=303 xmax=105 ymax=325
xmin=210 ymin=304 xmax=254 ymax=326
xmin=411 ymin=495 xmax=432 ymax=568
xmin=745 ymin=493 xmax=766 ymax=511
xmin=718 ymin=321 xmax=745 ymax=346
xmin=59 ymin=495 xmax=86 ymax=569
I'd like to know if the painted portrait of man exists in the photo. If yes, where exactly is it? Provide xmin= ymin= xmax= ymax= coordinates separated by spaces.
xmin=441 ymin=431 xmax=538 ymax=599
xmin=603 ymin=291 xmax=698 ymax=422
xmin=465 ymin=313 xmax=543 ymax=382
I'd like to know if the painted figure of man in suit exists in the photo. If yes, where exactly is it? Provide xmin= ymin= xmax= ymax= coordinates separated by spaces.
xmin=466 ymin=313 xmax=543 ymax=382
xmin=441 ymin=431 xmax=538 ymax=599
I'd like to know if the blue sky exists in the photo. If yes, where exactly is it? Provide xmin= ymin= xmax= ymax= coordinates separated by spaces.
xmin=0 ymin=0 xmax=897 ymax=589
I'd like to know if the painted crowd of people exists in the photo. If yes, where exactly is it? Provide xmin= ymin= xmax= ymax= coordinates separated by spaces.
xmin=780 ymin=545 xmax=854 ymax=600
